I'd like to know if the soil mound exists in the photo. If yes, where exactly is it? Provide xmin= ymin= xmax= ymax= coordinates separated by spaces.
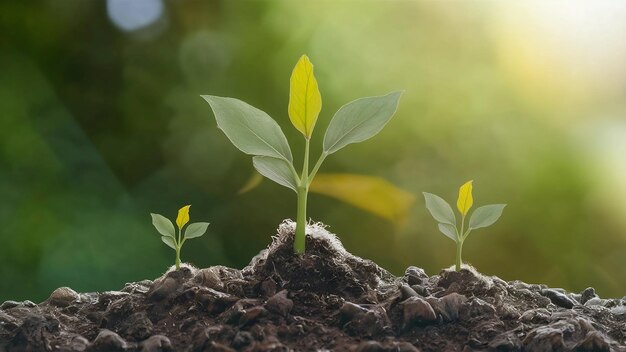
xmin=0 ymin=220 xmax=625 ymax=351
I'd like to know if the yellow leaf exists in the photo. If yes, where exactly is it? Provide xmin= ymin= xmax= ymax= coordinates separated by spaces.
xmin=238 ymin=172 xmax=264 ymax=195
xmin=176 ymin=205 xmax=191 ymax=229
xmin=288 ymin=55 xmax=322 ymax=139
xmin=310 ymin=173 xmax=415 ymax=227
xmin=457 ymin=180 xmax=473 ymax=216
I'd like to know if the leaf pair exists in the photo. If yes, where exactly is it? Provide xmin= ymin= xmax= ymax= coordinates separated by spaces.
xmin=151 ymin=205 xmax=210 ymax=270
xmin=201 ymin=56 xmax=402 ymax=192
xmin=423 ymin=181 xmax=505 ymax=242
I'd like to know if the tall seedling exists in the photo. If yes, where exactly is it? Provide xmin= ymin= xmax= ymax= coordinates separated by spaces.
xmin=202 ymin=55 xmax=402 ymax=253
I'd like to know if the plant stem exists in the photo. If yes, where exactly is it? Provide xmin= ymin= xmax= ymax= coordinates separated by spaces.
xmin=175 ymin=228 xmax=181 ymax=270
xmin=308 ymin=151 xmax=328 ymax=183
xmin=455 ymin=239 xmax=463 ymax=271
xmin=456 ymin=215 xmax=466 ymax=271
xmin=294 ymin=138 xmax=310 ymax=254
xmin=175 ymin=245 xmax=181 ymax=270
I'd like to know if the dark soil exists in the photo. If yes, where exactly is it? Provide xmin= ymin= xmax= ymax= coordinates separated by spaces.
xmin=1 ymin=220 xmax=625 ymax=352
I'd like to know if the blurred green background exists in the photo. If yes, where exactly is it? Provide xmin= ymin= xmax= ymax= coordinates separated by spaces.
xmin=1 ymin=0 xmax=625 ymax=302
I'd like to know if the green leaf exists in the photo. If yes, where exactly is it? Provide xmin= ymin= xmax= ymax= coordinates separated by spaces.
xmin=201 ymin=95 xmax=293 ymax=162
xmin=323 ymin=91 xmax=402 ymax=154
xmin=469 ymin=204 xmax=506 ymax=230
xmin=161 ymin=236 xmax=177 ymax=250
xmin=438 ymin=223 xmax=458 ymax=242
xmin=422 ymin=192 xmax=456 ymax=226
xmin=151 ymin=213 xmax=175 ymax=237
xmin=184 ymin=222 xmax=210 ymax=239
xmin=253 ymin=156 xmax=298 ymax=192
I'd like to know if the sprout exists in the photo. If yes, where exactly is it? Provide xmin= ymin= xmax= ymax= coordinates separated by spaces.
xmin=151 ymin=205 xmax=210 ymax=270
xmin=423 ymin=181 xmax=506 ymax=271
xmin=202 ymin=55 xmax=402 ymax=254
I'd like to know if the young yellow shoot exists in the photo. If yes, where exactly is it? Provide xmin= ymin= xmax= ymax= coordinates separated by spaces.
xmin=457 ymin=180 xmax=473 ymax=216
xmin=288 ymin=55 xmax=322 ymax=139
xmin=176 ymin=205 xmax=191 ymax=229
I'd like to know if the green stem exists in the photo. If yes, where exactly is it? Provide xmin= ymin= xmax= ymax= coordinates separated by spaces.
xmin=455 ymin=239 xmax=463 ymax=271
xmin=294 ymin=139 xmax=310 ymax=254
xmin=456 ymin=215 xmax=466 ymax=271
xmin=175 ymin=228 xmax=182 ymax=270
xmin=308 ymin=151 xmax=328 ymax=184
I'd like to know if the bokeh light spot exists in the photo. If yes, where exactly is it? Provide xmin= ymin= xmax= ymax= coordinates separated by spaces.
xmin=107 ymin=0 xmax=164 ymax=32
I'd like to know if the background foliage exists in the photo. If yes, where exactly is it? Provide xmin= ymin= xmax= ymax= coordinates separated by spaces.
xmin=1 ymin=0 xmax=625 ymax=301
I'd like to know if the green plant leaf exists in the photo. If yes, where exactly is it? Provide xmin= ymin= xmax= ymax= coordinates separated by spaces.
xmin=468 ymin=204 xmax=506 ymax=230
xmin=252 ymin=156 xmax=298 ymax=192
xmin=184 ymin=222 xmax=210 ymax=239
xmin=161 ymin=236 xmax=177 ymax=250
xmin=422 ymin=192 xmax=456 ymax=226
xmin=151 ymin=213 xmax=175 ymax=237
xmin=288 ymin=55 xmax=322 ymax=138
xmin=323 ymin=91 xmax=402 ymax=154
xmin=201 ymin=95 xmax=293 ymax=162
xmin=438 ymin=223 xmax=458 ymax=242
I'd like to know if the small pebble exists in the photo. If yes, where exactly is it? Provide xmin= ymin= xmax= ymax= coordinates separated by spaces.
xmin=63 ymin=335 xmax=89 ymax=352
xmin=90 ymin=329 xmax=128 ymax=351
xmin=580 ymin=287 xmax=598 ymax=305
xmin=140 ymin=335 xmax=172 ymax=352
xmin=49 ymin=287 xmax=79 ymax=307
xmin=405 ymin=266 xmax=428 ymax=286
xmin=399 ymin=284 xmax=418 ymax=300
xmin=193 ymin=268 xmax=223 ymax=290
xmin=340 ymin=302 xmax=367 ymax=319
xmin=541 ymin=289 xmax=577 ymax=309
xmin=0 ymin=301 xmax=20 ymax=310
xmin=425 ymin=293 xmax=467 ymax=322
xmin=403 ymin=296 xmax=437 ymax=326
xmin=147 ymin=277 xmax=178 ymax=301
xmin=356 ymin=341 xmax=385 ymax=352
xmin=265 ymin=290 xmax=293 ymax=317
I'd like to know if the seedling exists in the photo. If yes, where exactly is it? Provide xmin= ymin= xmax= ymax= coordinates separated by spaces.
xmin=423 ymin=181 xmax=506 ymax=271
xmin=151 ymin=205 xmax=210 ymax=270
xmin=202 ymin=55 xmax=402 ymax=254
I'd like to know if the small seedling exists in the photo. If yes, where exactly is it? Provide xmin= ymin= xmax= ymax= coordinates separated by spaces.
xmin=202 ymin=55 xmax=402 ymax=254
xmin=423 ymin=181 xmax=506 ymax=271
xmin=151 ymin=205 xmax=210 ymax=270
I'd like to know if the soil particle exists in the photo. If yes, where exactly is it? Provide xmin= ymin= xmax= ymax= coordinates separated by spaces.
xmin=139 ymin=335 xmax=172 ymax=352
xmin=1 ymin=220 xmax=625 ymax=351
xmin=402 ymin=296 xmax=437 ymax=326
xmin=541 ymin=288 xmax=578 ymax=309
xmin=48 ymin=288 xmax=79 ymax=308
xmin=264 ymin=290 xmax=293 ymax=317
xmin=580 ymin=287 xmax=599 ymax=305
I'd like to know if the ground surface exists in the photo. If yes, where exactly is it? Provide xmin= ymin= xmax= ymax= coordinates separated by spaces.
xmin=0 ymin=220 xmax=625 ymax=352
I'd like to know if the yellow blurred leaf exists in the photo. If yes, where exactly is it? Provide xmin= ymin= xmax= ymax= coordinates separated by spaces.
xmin=310 ymin=173 xmax=415 ymax=226
xmin=238 ymin=172 xmax=264 ymax=195
xmin=457 ymin=180 xmax=473 ymax=216
xmin=176 ymin=205 xmax=191 ymax=229
xmin=288 ymin=55 xmax=322 ymax=138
